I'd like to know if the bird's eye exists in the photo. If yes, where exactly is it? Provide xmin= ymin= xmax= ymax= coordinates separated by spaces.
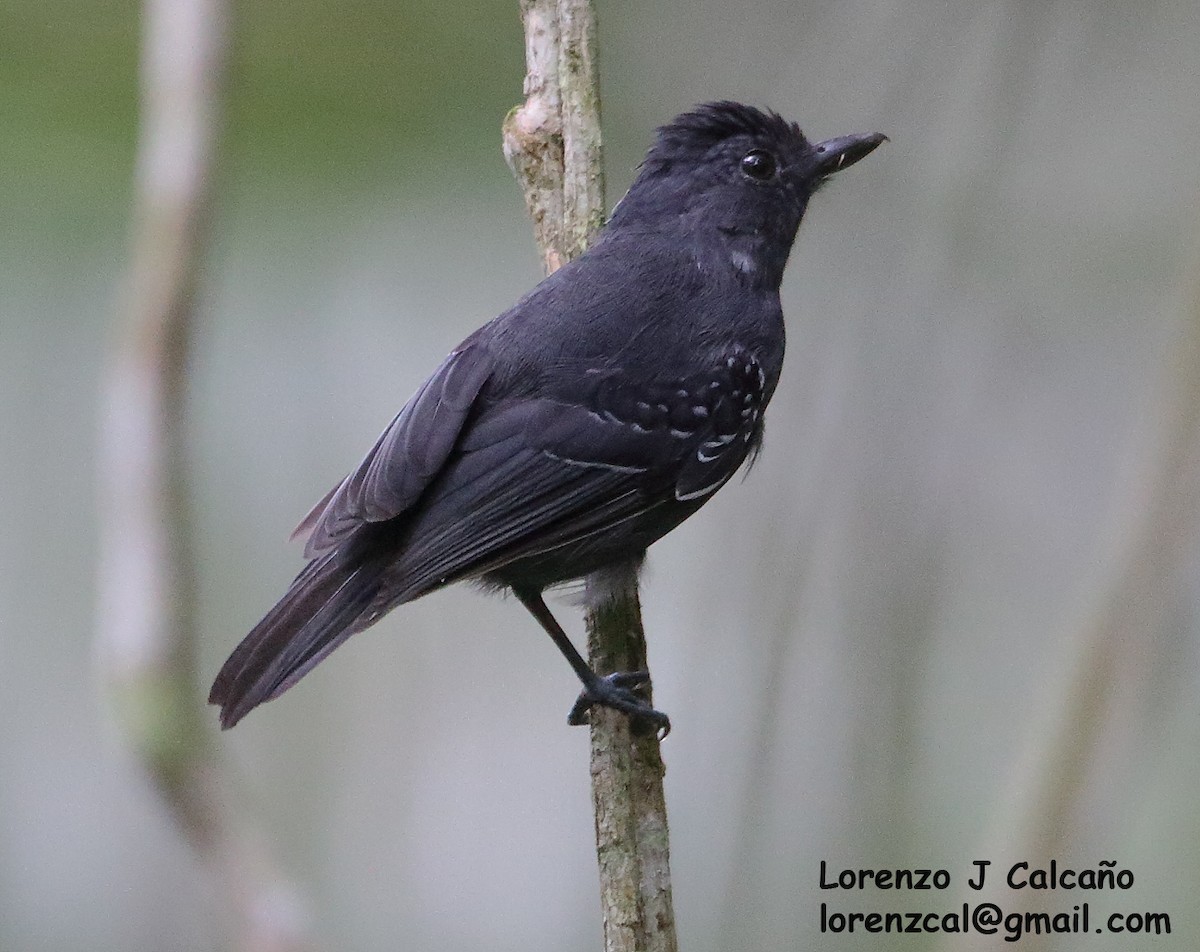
xmin=740 ymin=149 xmax=778 ymax=182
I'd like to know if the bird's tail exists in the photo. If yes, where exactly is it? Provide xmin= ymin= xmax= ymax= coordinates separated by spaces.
xmin=209 ymin=553 xmax=385 ymax=729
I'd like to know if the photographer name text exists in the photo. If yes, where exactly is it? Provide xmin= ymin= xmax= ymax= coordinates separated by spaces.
xmin=820 ymin=859 xmax=1133 ymax=892
xmin=818 ymin=860 xmax=1171 ymax=942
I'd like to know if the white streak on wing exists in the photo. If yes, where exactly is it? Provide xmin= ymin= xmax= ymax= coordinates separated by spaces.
xmin=541 ymin=451 xmax=647 ymax=474
xmin=675 ymin=471 xmax=733 ymax=502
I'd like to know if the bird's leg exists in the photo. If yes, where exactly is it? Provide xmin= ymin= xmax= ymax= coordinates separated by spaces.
xmin=513 ymin=587 xmax=671 ymax=737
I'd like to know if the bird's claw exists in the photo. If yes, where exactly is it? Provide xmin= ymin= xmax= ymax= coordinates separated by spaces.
xmin=568 ymin=670 xmax=671 ymax=738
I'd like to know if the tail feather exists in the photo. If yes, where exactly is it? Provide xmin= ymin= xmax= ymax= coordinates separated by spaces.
xmin=209 ymin=554 xmax=385 ymax=728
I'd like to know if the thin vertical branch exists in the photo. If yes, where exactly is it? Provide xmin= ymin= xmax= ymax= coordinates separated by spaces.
xmin=96 ymin=1 xmax=312 ymax=949
xmin=584 ymin=566 xmax=678 ymax=952
xmin=555 ymin=0 xmax=606 ymax=258
xmin=502 ymin=3 xmax=678 ymax=950
xmin=502 ymin=0 xmax=565 ymax=274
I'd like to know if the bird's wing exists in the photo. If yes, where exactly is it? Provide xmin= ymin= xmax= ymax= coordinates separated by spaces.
xmin=375 ymin=400 xmax=657 ymax=598
xmin=374 ymin=348 xmax=769 ymax=599
xmin=294 ymin=342 xmax=494 ymax=558
xmin=671 ymin=350 xmax=768 ymax=500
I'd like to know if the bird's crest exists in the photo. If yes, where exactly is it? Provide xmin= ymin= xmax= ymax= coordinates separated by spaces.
xmin=644 ymin=101 xmax=808 ymax=171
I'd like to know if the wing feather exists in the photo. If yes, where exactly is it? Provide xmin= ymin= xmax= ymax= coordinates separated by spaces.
xmin=297 ymin=343 xmax=493 ymax=557
xmin=295 ymin=347 xmax=767 ymax=607
xmin=370 ymin=400 xmax=651 ymax=600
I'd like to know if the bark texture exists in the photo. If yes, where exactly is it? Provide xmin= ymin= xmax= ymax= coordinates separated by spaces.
xmin=503 ymin=3 xmax=677 ymax=950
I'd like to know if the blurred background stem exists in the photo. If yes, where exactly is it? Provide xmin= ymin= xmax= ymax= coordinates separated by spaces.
xmin=503 ymin=2 xmax=677 ymax=949
xmin=95 ymin=1 xmax=312 ymax=949
xmin=945 ymin=243 xmax=1200 ymax=952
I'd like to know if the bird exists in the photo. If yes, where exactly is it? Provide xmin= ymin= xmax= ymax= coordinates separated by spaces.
xmin=209 ymin=101 xmax=885 ymax=734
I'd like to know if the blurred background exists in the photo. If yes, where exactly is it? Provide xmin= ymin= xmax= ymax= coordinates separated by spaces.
xmin=3 ymin=0 xmax=1200 ymax=949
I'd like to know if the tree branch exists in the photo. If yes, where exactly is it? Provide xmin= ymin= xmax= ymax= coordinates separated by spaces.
xmin=96 ymin=1 xmax=312 ymax=949
xmin=502 ymin=3 xmax=678 ymax=950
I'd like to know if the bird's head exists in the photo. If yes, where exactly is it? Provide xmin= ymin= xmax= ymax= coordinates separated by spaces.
xmin=606 ymin=102 xmax=885 ymax=285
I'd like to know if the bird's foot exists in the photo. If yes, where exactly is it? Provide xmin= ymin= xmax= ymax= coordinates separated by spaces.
xmin=568 ymin=671 xmax=671 ymax=738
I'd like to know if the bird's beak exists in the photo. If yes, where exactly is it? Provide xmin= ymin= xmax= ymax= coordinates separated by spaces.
xmin=811 ymin=131 xmax=887 ymax=176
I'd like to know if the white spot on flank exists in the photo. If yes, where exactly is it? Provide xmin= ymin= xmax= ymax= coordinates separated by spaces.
xmin=730 ymin=249 xmax=755 ymax=274
xmin=696 ymin=435 xmax=734 ymax=462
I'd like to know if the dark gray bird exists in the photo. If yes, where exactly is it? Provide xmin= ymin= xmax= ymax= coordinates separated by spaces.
xmin=210 ymin=102 xmax=885 ymax=733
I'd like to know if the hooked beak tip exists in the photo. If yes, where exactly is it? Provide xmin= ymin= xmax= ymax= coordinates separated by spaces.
xmin=812 ymin=131 xmax=887 ymax=176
